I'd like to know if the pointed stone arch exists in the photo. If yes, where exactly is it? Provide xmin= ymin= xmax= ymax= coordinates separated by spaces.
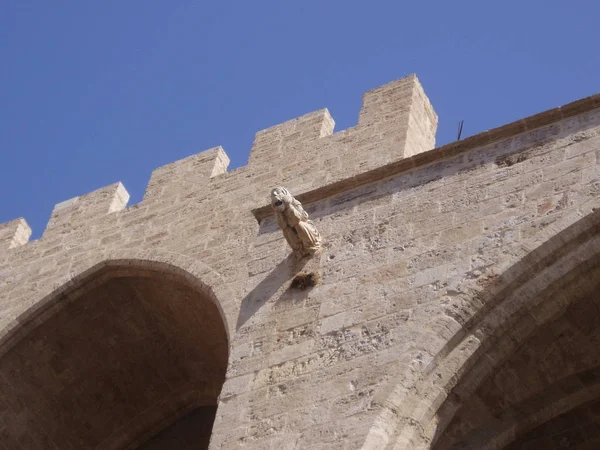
xmin=0 ymin=249 xmax=236 ymax=449
xmin=0 ymin=249 xmax=236 ymax=357
xmin=363 ymin=208 xmax=600 ymax=449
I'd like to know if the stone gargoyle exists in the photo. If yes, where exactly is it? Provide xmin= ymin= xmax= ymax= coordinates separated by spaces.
xmin=270 ymin=187 xmax=322 ymax=257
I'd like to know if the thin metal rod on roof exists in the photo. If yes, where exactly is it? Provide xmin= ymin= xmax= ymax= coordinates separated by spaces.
xmin=457 ymin=120 xmax=464 ymax=140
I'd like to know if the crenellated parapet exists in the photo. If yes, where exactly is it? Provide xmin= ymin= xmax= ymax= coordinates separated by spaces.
xmin=1 ymin=74 xmax=438 ymax=252
xmin=247 ymin=74 xmax=438 ymax=168
xmin=4 ymin=72 xmax=598 ymax=257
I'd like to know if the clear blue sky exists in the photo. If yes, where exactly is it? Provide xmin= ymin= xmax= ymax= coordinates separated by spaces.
xmin=1 ymin=0 xmax=598 ymax=238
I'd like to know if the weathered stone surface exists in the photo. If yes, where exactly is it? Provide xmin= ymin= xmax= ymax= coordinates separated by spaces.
xmin=0 ymin=73 xmax=599 ymax=449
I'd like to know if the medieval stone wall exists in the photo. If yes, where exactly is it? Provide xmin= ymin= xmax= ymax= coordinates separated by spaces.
xmin=0 ymin=74 xmax=599 ymax=449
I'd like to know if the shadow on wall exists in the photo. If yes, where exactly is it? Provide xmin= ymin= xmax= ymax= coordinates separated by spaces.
xmin=236 ymin=254 xmax=312 ymax=330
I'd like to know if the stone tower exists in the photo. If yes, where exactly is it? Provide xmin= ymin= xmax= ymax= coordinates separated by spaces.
xmin=1 ymin=74 xmax=600 ymax=449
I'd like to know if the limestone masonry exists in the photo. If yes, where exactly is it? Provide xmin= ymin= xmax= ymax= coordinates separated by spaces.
xmin=1 ymin=74 xmax=600 ymax=449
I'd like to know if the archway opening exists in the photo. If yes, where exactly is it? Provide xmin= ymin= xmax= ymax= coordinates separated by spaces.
xmin=433 ymin=252 xmax=600 ymax=449
xmin=0 ymin=263 xmax=228 ymax=450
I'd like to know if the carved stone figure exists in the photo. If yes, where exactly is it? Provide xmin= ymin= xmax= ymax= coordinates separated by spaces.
xmin=270 ymin=187 xmax=322 ymax=257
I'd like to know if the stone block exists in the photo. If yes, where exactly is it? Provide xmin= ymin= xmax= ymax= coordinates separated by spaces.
xmin=0 ymin=218 xmax=31 ymax=251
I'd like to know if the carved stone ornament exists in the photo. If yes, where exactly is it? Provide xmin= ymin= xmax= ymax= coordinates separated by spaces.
xmin=270 ymin=187 xmax=322 ymax=257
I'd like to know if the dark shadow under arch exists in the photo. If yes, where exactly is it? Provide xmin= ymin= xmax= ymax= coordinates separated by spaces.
xmin=0 ymin=260 xmax=230 ymax=450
